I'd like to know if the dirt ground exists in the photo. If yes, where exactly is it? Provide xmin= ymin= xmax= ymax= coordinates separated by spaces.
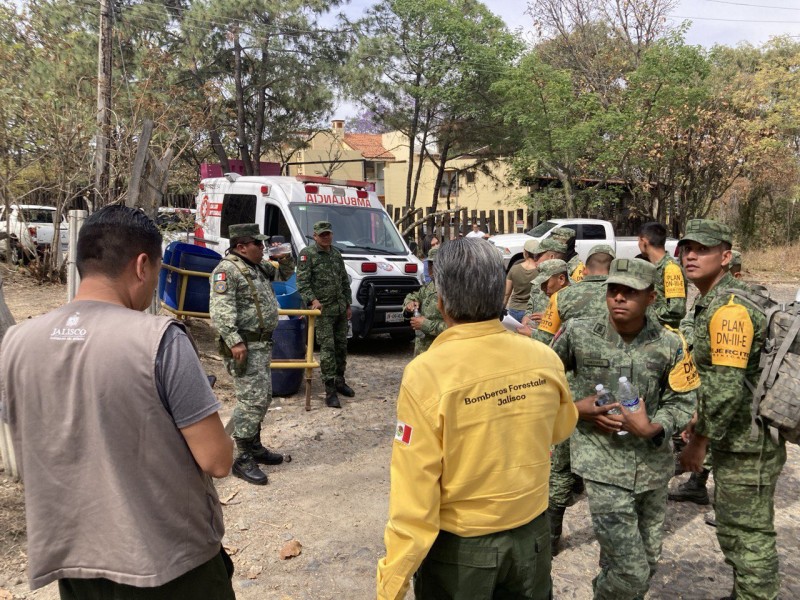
xmin=1 ymin=267 xmax=799 ymax=600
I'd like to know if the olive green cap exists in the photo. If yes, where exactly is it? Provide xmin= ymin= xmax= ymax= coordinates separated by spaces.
xmin=538 ymin=237 xmax=568 ymax=254
xmin=426 ymin=246 xmax=439 ymax=261
xmin=605 ymin=258 xmax=656 ymax=291
xmin=587 ymin=244 xmax=616 ymax=260
xmin=313 ymin=220 xmax=333 ymax=234
xmin=228 ymin=223 xmax=268 ymax=241
xmin=533 ymin=259 xmax=568 ymax=286
xmin=730 ymin=249 xmax=742 ymax=267
xmin=523 ymin=238 xmax=540 ymax=254
xmin=550 ymin=227 xmax=576 ymax=243
xmin=679 ymin=219 xmax=732 ymax=247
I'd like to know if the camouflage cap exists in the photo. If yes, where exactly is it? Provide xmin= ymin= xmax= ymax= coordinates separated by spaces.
xmin=730 ymin=249 xmax=742 ymax=267
xmin=533 ymin=259 xmax=568 ymax=286
xmin=228 ymin=223 xmax=268 ymax=241
xmin=426 ymin=246 xmax=439 ymax=261
xmin=587 ymin=244 xmax=616 ymax=260
xmin=313 ymin=220 xmax=333 ymax=234
xmin=523 ymin=238 xmax=540 ymax=254
xmin=538 ymin=237 xmax=568 ymax=254
xmin=605 ymin=258 xmax=656 ymax=291
xmin=550 ymin=227 xmax=576 ymax=243
xmin=679 ymin=219 xmax=732 ymax=247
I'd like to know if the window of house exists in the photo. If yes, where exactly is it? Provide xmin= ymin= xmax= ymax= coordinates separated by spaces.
xmin=440 ymin=171 xmax=458 ymax=197
xmin=465 ymin=171 xmax=476 ymax=184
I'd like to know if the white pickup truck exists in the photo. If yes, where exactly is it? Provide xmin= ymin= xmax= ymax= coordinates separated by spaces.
xmin=490 ymin=218 xmax=679 ymax=271
xmin=0 ymin=204 xmax=69 ymax=265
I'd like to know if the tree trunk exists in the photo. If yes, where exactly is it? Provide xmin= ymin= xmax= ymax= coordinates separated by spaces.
xmin=233 ymin=32 xmax=253 ymax=175
xmin=430 ymin=139 xmax=452 ymax=213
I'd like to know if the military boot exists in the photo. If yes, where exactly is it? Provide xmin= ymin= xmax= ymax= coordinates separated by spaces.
xmin=232 ymin=439 xmax=268 ymax=485
xmin=548 ymin=505 xmax=566 ymax=557
xmin=668 ymin=469 xmax=710 ymax=505
xmin=335 ymin=376 xmax=355 ymax=397
xmin=250 ymin=426 xmax=284 ymax=465
xmin=324 ymin=380 xmax=341 ymax=409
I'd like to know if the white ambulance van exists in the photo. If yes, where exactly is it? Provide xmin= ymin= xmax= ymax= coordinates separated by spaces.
xmin=194 ymin=173 xmax=423 ymax=339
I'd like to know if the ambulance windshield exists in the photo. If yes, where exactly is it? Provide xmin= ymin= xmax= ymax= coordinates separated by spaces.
xmin=289 ymin=204 xmax=407 ymax=255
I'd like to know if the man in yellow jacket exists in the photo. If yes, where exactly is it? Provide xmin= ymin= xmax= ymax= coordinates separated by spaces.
xmin=377 ymin=238 xmax=578 ymax=600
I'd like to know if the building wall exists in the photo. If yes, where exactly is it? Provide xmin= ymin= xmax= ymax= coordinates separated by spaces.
xmin=383 ymin=156 xmax=528 ymax=212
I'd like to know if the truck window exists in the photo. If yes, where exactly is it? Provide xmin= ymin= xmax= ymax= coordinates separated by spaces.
xmin=528 ymin=221 xmax=558 ymax=237
xmin=220 ymin=194 xmax=256 ymax=238
xmin=580 ymin=224 xmax=606 ymax=240
xmin=263 ymin=204 xmax=293 ymax=246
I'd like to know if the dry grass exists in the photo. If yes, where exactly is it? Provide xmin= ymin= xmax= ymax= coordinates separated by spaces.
xmin=742 ymin=244 xmax=800 ymax=282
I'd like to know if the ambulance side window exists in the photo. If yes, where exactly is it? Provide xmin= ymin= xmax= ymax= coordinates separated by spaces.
xmin=220 ymin=194 xmax=256 ymax=238
xmin=263 ymin=204 xmax=293 ymax=246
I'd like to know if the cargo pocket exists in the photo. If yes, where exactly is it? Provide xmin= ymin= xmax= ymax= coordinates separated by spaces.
xmin=414 ymin=539 xmax=498 ymax=599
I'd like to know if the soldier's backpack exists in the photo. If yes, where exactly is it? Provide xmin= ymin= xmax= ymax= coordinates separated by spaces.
xmin=727 ymin=287 xmax=800 ymax=444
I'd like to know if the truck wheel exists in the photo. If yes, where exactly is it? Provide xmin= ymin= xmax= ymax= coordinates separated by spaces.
xmin=9 ymin=242 xmax=23 ymax=266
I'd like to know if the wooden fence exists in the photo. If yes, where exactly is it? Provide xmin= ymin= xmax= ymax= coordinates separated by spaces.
xmin=386 ymin=205 xmax=539 ymax=242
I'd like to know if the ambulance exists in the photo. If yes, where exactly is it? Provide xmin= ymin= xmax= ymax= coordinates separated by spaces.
xmin=194 ymin=173 xmax=423 ymax=339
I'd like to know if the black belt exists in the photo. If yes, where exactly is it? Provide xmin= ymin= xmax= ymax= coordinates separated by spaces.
xmin=241 ymin=330 xmax=272 ymax=343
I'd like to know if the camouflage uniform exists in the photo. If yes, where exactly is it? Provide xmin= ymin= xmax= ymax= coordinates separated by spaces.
xmin=649 ymin=253 xmax=687 ymax=329
xmin=683 ymin=221 xmax=785 ymax=600
xmin=533 ymin=272 xmax=610 ymax=513
xmin=296 ymin=232 xmax=352 ymax=390
xmin=403 ymin=249 xmax=446 ymax=356
xmin=551 ymin=227 xmax=585 ymax=283
xmin=210 ymin=252 xmax=294 ymax=443
xmin=550 ymin=259 xmax=696 ymax=600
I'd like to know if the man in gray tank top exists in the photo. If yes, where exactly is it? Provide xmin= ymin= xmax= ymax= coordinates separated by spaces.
xmin=0 ymin=206 xmax=236 ymax=599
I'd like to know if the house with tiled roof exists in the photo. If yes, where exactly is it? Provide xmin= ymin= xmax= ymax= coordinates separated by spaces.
xmin=277 ymin=120 xmax=528 ymax=213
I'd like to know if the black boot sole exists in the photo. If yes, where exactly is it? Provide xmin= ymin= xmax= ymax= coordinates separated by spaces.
xmin=253 ymin=454 xmax=284 ymax=466
xmin=232 ymin=465 xmax=268 ymax=485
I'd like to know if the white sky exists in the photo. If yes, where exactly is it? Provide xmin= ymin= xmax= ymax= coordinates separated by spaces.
xmin=332 ymin=0 xmax=800 ymax=118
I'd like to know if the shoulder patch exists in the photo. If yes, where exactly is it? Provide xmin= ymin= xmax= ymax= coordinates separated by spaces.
xmin=664 ymin=262 xmax=686 ymax=299
xmin=538 ymin=293 xmax=562 ymax=335
xmin=213 ymin=280 xmax=228 ymax=294
xmin=668 ymin=331 xmax=701 ymax=392
xmin=300 ymin=255 xmax=308 ymax=262
xmin=571 ymin=262 xmax=585 ymax=282
xmin=709 ymin=296 xmax=754 ymax=368
xmin=395 ymin=421 xmax=412 ymax=445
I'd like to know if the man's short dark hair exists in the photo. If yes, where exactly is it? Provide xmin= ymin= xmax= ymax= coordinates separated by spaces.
xmin=639 ymin=222 xmax=667 ymax=249
xmin=77 ymin=205 xmax=162 ymax=278
xmin=586 ymin=252 xmax=613 ymax=273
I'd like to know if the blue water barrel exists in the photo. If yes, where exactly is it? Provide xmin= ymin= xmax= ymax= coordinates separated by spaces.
xmin=271 ymin=273 xmax=302 ymax=310
xmin=271 ymin=317 xmax=306 ymax=396
xmin=160 ymin=242 xmax=222 ymax=313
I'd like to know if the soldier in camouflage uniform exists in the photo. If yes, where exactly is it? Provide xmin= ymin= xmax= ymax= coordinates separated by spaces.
xmin=402 ymin=246 xmax=446 ymax=355
xmin=516 ymin=259 xmax=569 ymax=337
xmin=296 ymin=221 xmax=353 ymax=409
xmin=678 ymin=220 xmax=785 ymax=600
xmin=638 ymin=222 xmax=687 ymax=328
xmin=521 ymin=237 xmax=567 ymax=329
xmin=532 ymin=245 xmax=615 ymax=554
xmin=551 ymin=226 xmax=586 ymax=283
xmin=551 ymin=258 xmax=697 ymax=600
xmin=209 ymin=223 xmax=295 ymax=485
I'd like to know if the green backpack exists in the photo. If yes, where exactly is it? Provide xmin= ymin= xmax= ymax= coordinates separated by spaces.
xmin=729 ymin=287 xmax=800 ymax=444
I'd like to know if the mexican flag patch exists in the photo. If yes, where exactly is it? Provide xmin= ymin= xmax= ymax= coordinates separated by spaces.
xmin=395 ymin=421 xmax=413 ymax=445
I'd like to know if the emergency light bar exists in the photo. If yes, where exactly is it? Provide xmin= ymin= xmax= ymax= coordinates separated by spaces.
xmin=295 ymin=175 xmax=375 ymax=191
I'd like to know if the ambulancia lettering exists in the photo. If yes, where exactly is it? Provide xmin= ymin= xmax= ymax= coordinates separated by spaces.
xmin=305 ymin=194 xmax=371 ymax=207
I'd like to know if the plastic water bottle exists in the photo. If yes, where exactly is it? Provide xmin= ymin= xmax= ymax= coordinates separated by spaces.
xmin=414 ymin=309 xmax=425 ymax=339
xmin=617 ymin=376 xmax=640 ymax=436
xmin=594 ymin=384 xmax=617 ymax=411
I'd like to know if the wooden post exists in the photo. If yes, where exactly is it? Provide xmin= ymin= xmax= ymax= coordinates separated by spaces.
xmin=498 ymin=210 xmax=505 ymax=234
xmin=526 ymin=209 xmax=535 ymax=230
xmin=67 ymin=210 xmax=88 ymax=302
xmin=0 ymin=274 xmax=18 ymax=480
xmin=508 ymin=211 xmax=515 ymax=232
xmin=425 ymin=207 xmax=434 ymax=238
xmin=488 ymin=211 xmax=496 ymax=235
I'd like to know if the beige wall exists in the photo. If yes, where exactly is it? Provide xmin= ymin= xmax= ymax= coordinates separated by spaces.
xmin=383 ymin=157 xmax=528 ymax=213
xmin=283 ymin=130 xmax=366 ymax=180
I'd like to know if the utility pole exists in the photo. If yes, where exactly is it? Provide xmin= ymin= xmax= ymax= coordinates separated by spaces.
xmin=94 ymin=0 xmax=112 ymax=208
